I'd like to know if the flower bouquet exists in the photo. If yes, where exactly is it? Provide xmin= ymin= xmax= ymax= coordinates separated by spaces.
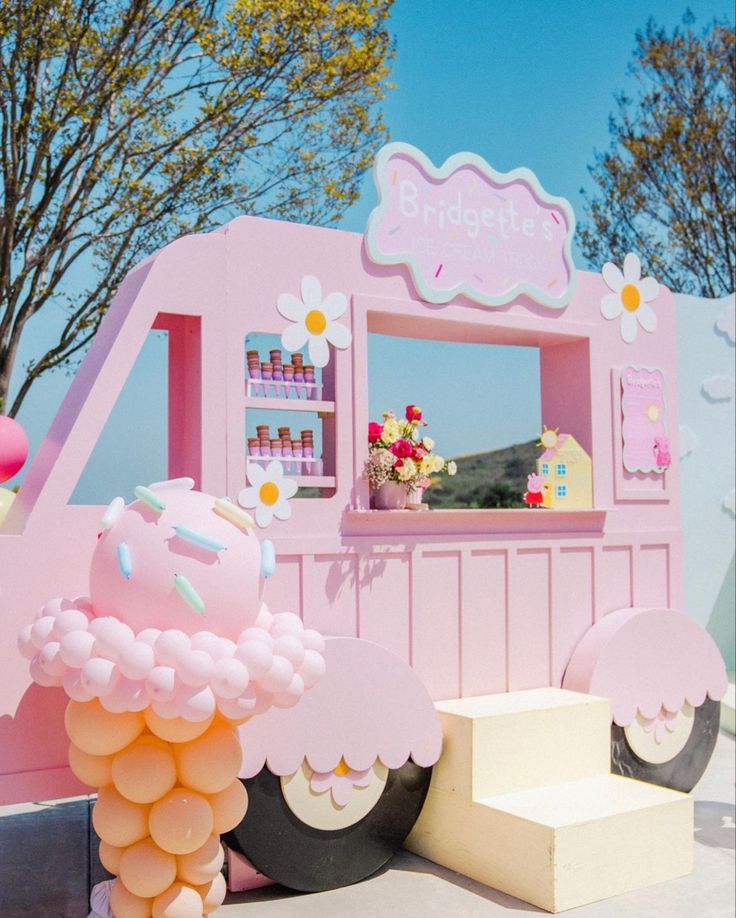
xmin=365 ymin=405 xmax=456 ymax=509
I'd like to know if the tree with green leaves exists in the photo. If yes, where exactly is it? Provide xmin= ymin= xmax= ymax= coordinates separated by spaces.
xmin=579 ymin=14 xmax=734 ymax=297
xmin=0 ymin=0 xmax=393 ymax=415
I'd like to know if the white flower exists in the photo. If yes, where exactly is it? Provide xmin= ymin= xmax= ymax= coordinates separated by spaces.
xmin=600 ymin=253 xmax=658 ymax=343
xmin=431 ymin=455 xmax=445 ymax=473
xmin=447 ymin=461 xmax=457 ymax=476
xmin=238 ymin=462 xmax=298 ymax=528
xmin=277 ymin=275 xmax=352 ymax=368
xmin=422 ymin=436 xmax=435 ymax=451
xmin=395 ymin=458 xmax=416 ymax=481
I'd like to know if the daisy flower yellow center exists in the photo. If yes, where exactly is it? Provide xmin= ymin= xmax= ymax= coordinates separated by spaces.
xmin=646 ymin=404 xmax=660 ymax=421
xmin=334 ymin=758 xmax=350 ymax=776
xmin=259 ymin=482 xmax=280 ymax=506
xmin=305 ymin=309 xmax=327 ymax=335
xmin=621 ymin=284 xmax=641 ymax=312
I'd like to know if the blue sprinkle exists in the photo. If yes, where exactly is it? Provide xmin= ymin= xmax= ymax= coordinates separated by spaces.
xmin=117 ymin=541 xmax=132 ymax=579
xmin=173 ymin=525 xmax=227 ymax=553
xmin=261 ymin=540 xmax=276 ymax=579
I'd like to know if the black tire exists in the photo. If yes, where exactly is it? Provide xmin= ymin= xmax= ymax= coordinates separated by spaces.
xmin=611 ymin=698 xmax=720 ymax=793
xmin=224 ymin=759 xmax=432 ymax=892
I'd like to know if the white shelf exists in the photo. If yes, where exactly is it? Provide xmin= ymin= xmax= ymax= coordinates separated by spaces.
xmin=293 ymin=476 xmax=336 ymax=489
xmin=244 ymin=395 xmax=335 ymax=415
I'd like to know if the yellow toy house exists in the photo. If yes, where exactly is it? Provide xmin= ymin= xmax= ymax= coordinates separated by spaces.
xmin=536 ymin=427 xmax=592 ymax=509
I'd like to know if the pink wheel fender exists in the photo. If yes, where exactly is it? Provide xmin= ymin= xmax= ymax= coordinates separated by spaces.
xmin=562 ymin=607 xmax=728 ymax=726
xmin=238 ymin=636 xmax=442 ymax=778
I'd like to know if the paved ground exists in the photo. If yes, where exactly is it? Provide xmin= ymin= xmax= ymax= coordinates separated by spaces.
xmin=0 ymin=731 xmax=733 ymax=917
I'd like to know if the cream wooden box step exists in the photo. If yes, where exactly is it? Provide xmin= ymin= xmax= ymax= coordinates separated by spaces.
xmin=406 ymin=689 xmax=694 ymax=912
xmin=432 ymin=688 xmax=612 ymax=798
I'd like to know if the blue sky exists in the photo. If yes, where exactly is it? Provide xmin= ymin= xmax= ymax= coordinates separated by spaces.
xmin=5 ymin=0 xmax=733 ymax=496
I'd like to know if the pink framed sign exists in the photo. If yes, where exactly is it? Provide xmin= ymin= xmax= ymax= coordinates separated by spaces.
xmin=621 ymin=365 xmax=668 ymax=474
xmin=364 ymin=142 xmax=576 ymax=309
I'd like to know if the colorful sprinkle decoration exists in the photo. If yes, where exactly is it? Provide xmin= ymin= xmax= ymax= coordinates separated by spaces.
xmin=213 ymin=497 xmax=255 ymax=531
xmin=174 ymin=573 xmax=205 ymax=615
xmin=435 ymin=263 xmax=443 ymax=278
xmin=133 ymin=485 xmax=166 ymax=512
xmin=551 ymin=212 xmax=560 ymax=224
xmin=117 ymin=541 xmax=132 ymax=579
xmin=149 ymin=477 xmax=195 ymax=491
xmin=101 ymin=496 xmax=125 ymax=530
xmin=173 ymin=525 xmax=227 ymax=554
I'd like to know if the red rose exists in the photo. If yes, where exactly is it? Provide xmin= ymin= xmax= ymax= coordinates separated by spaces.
xmin=390 ymin=438 xmax=413 ymax=459
xmin=368 ymin=422 xmax=384 ymax=443
xmin=405 ymin=404 xmax=422 ymax=422
xmin=412 ymin=447 xmax=427 ymax=461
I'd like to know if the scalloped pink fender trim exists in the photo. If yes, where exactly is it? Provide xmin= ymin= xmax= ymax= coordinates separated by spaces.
xmin=238 ymin=636 xmax=442 ymax=778
xmin=562 ymin=607 xmax=728 ymax=726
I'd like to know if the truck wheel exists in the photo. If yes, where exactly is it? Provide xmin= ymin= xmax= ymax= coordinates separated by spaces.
xmin=611 ymin=697 xmax=720 ymax=792
xmin=224 ymin=757 xmax=432 ymax=892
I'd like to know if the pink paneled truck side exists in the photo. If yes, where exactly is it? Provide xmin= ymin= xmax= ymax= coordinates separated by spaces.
xmin=0 ymin=209 xmax=724 ymax=806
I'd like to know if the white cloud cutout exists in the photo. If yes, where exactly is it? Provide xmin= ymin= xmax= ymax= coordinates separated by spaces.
xmin=723 ymin=490 xmax=736 ymax=518
xmin=715 ymin=304 xmax=735 ymax=344
xmin=701 ymin=375 xmax=735 ymax=402
xmin=679 ymin=425 xmax=698 ymax=459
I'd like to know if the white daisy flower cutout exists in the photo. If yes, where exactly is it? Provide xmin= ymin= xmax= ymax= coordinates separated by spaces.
xmin=238 ymin=461 xmax=298 ymax=528
xmin=277 ymin=275 xmax=352 ymax=368
xmin=600 ymin=252 xmax=659 ymax=343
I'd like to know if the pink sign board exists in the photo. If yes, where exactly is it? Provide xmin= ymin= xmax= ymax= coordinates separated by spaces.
xmin=365 ymin=142 xmax=576 ymax=309
xmin=621 ymin=366 xmax=668 ymax=473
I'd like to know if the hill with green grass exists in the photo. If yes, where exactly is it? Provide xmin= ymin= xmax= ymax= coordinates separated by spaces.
xmin=426 ymin=439 xmax=539 ymax=509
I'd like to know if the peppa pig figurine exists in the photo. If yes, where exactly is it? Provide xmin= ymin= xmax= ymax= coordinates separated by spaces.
xmin=653 ymin=435 xmax=672 ymax=471
xmin=524 ymin=472 xmax=546 ymax=508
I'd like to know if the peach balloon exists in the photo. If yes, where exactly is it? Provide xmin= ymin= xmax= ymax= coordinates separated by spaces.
xmin=92 ymin=787 xmax=150 ymax=848
xmin=68 ymin=742 xmax=113 ymax=788
xmin=112 ymin=735 xmax=177 ymax=803
xmin=119 ymin=836 xmax=178 ymax=898
xmin=196 ymin=872 xmax=227 ymax=913
xmin=145 ymin=708 xmax=214 ymax=743
xmin=98 ymin=840 xmax=124 ymax=875
xmin=151 ymin=882 xmax=203 ymax=918
xmin=109 ymin=878 xmax=153 ymax=918
xmin=149 ymin=788 xmax=214 ymax=855
xmin=176 ymin=833 xmax=224 ymax=885
xmin=174 ymin=724 xmax=242 ymax=794
xmin=208 ymin=779 xmax=248 ymax=834
xmin=65 ymin=698 xmax=144 ymax=755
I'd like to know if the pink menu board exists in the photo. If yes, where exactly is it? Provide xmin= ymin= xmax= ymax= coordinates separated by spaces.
xmin=621 ymin=366 xmax=668 ymax=474
xmin=365 ymin=142 xmax=576 ymax=309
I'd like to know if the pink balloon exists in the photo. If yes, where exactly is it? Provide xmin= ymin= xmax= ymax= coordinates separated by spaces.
xmin=51 ymin=608 xmax=89 ymax=640
xmin=155 ymin=630 xmax=191 ymax=666
xmin=39 ymin=641 xmax=68 ymax=678
xmin=152 ymin=697 xmax=180 ymax=720
xmin=273 ymin=673 xmax=305 ymax=709
xmin=0 ymin=415 xmax=29 ymax=483
xmin=270 ymin=612 xmax=304 ymax=638
xmin=258 ymin=656 xmax=294 ymax=693
xmin=299 ymin=649 xmax=326 ymax=688
xmin=302 ymin=629 xmax=326 ymax=654
xmin=30 ymin=655 xmax=61 ymax=687
xmin=217 ymin=693 xmax=257 ymax=720
xmin=178 ymin=650 xmax=215 ymax=687
xmin=146 ymin=666 xmax=177 ymax=702
xmin=17 ymin=624 xmax=36 ymax=660
xmin=102 ymin=677 xmax=148 ymax=713
xmin=273 ymin=635 xmax=305 ymax=668
xmin=137 ymin=628 xmax=162 ymax=647
xmin=63 ymin=670 xmax=95 ymax=702
xmin=38 ymin=598 xmax=67 ymax=619
xmin=176 ymin=685 xmax=216 ymax=722
xmin=30 ymin=616 xmax=56 ymax=649
xmin=254 ymin=603 xmax=273 ymax=629
xmin=189 ymin=632 xmax=222 ymax=657
xmin=81 ymin=657 xmax=120 ymax=697
xmin=238 ymin=627 xmax=273 ymax=648
xmin=92 ymin=618 xmax=134 ymax=660
xmin=118 ymin=641 xmax=155 ymax=680
xmin=235 ymin=640 xmax=272 ymax=679
xmin=217 ymin=637 xmax=237 ymax=659
xmin=60 ymin=630 xmax=96 ymax=667
xmin=209 ymin=658 xmax=249 ymax=699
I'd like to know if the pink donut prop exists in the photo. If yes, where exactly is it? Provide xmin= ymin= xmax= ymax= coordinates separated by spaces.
xmin=19 ymin=481 xmax=326 ymax=917
xmin=0 ymin=415 xmax=29 ymax=483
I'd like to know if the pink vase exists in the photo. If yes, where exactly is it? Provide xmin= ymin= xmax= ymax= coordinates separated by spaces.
xmin=373 ymin=481 xmax=407 ymax=510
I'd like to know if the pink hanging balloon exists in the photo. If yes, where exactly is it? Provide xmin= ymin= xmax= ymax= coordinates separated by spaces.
xmin=0 ymin=415 xmax=29 ymax=483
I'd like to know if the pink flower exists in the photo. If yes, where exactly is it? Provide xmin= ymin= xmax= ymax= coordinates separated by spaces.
xmin=368 ymin=422 xmax=384 ymax=443
xmin=390 ymin=438 xmax=413 ymax=459
xmin=405 ymin=404 xmax=422 ymax=423
xmin=310 ymin=759 xmax=373 ymax=806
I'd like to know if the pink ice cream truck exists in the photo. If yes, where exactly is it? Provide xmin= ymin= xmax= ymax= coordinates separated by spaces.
xmin=1 ymin=143 xmax=727 ymax=913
